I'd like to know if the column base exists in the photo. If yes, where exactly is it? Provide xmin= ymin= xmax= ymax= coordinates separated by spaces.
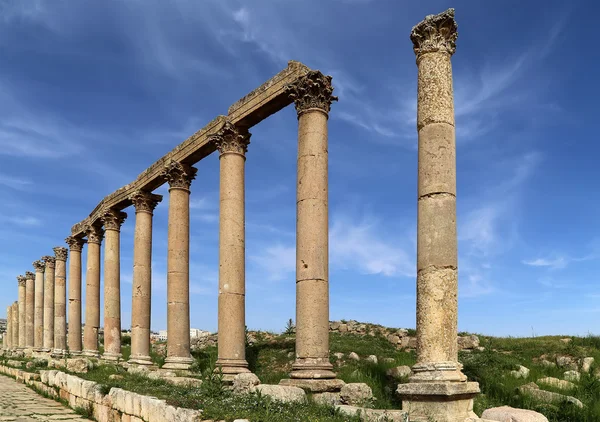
xmin=279 ymin=378 xmax=346 ymax=393
xmin=102 ymin=352 xmax=122 ymax=362
xmin=128 ymin=355 xmax=154 ymax=366
xmin=215 ymin=358 xmax=250 ymax=382
xmin=51 ymin=349 xmax=66 ymax=358
xmin=409 ymin=361 xmax=468 ymax=383
xmin=162 ymin=356 xmax=194 ymax=371
xmin=81 ymin=349 xmax=100 ymax=358
xmin=289 ymin=357 xmax=336 ymax=379
xmin=397 ymin=381 xmax=480 ymax=422
xmin=69 ymin=350 xmax=83 ymax=356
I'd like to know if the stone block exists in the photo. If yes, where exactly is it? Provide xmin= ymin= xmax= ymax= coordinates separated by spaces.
xmin=482 ymin=405 xmax=549 ymax=422
xmin=279 ymin=378 xmax=345 ymax=392
xmin=386 ymin=365 xmax=412 ymax=380
xmin=255 ymin=384 xmax=306 ymax=403
xmin=340 ymin=383 xmax=373 ymax=406
xmin=233 ymin=373 xmax=261 ymax=395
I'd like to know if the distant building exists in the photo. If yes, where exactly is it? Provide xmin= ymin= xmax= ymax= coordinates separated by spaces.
xmin=150 ymin=328 xmax=210 ymax=342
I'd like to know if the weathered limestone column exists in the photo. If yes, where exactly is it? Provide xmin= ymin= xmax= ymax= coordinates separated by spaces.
xmin=282 ymin=70 xmax=339 ymax=386
xmin=161 ymin=161 xmax=197 ymax=370
xmin=396 ymin=10 xmax=479 ymax=422
xmin=66 ymin=236 xmax=86 ymax=354
xmin=17 ymin=276 xmax=26 ymax=349
xmin=101 ymin=208 xmax=127 ymax=361
xmin=83 ymin=224 xmax=104 ymax=358
xmin=53 ymin=247 xmax=68 ymax=356
xmin=33 ymin=260 xmax=45 ymax=351
xmin=42 ymin=256 xmax=56 ymax=351
xmin=5 ymin=305 xmax=11 ymax=350
xmin=128 ymin=190 xmax=162 ymax=366
xmin=25 ymin=271 xmax=35 ymax=348
xmin=11 ymin=302 xmax=18 ymax=350
xmin=211 ymin=122 xmax=251 ymax=380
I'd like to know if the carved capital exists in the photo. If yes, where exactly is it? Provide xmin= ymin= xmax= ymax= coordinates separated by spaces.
xmin=287 ymin=70 xmax=338 ymax=116
xmin=410 ymin=8 xmax=458 ymax=59
xmin=130 ymin=190 xmax=163 ymax=214
xmin=161 ymin=161 xmax=197 ymax=191
xmin=17 ymin=275 xmax=26 ymax=287
xmin=65 ymin=236 xmax=86 ymax=252
xmin=33 ymin=260 xmax=45 ymax=273
xmin=210 ymin=121 xmax=251 ymax=157
xmin=85 ymin=224 xmax=105 ymax=244
xmin=42 ymin=256 xmax=56 ymax=268
xmin=53 ymin=246 xmax=68 ymax=261
xmin=101 ymin=208 xmax=127 ymax=231
xmin=25 ymin=271 xmax=35 ymax=280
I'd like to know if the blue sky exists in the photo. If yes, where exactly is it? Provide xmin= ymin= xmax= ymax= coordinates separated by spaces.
xmin=1 ymin=0 xmax=598 ymax=337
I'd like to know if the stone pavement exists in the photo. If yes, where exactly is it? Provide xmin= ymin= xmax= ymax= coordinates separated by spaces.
xmin=0 ymin=375 xmax=86 ymax=421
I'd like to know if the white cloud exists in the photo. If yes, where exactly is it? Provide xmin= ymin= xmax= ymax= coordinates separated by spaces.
xmin=523 ymin=253 xmax=596 ymax=270
xmin=249 ymin=244 xmax=295 ymax=282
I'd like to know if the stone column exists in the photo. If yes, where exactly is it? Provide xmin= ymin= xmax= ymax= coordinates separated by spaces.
xmin=128 ymin=190 xmax=162 ymax=366
xmin=396 ymin=10 xmax=479 ymax=421
xmin=83 ymin=224 xmax=103 ymax=358
xmin=211 ymin=122 xmax=251 ymax=380
xmin=101 ymin=208 xmax=127 ymax=361
xmin=53 ymin=247 xmax=68 ymax=356
xmin=17 ymin=275 xmax=26 ymax=349
xmin=281 ymin=70 xmax=340 ymax=388
xmin=25 ymin=271 xmax=35 ymax=348
xmin=5 ymin=305 xmax=11 ymax=350
xmin=66 ymin=236 xmax=86 ymax=354
xmin=11 ymin=302 xmax=18 ymax=350
xmin=33 ymin=260 xmax=45 ymax=351
xmin=161 ymin=161 xmax=197 ymax=370
xmin=42 ymin=256 xmax=56 ymax=351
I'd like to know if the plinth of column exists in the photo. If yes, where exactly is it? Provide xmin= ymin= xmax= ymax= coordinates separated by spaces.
xmin=101 ymin=208 xmax=127 ymax=362
xmin=52 ymin=247 xmax=68 ymax=357
xmin=25 ymin=271 xmax=35 ymax=348
xmin=42 ymin=256 xmax=56 ymax=352
xmin=396 ymin=9 xmax=479 ymax=422
xmin=82 ymin=224 xmax=103 ymax=358
xmin=66 ymin=236 xmax=86 ymax=355
xmin=17 ymin=276 xmax=26 ymax=349
xmin=32 ymin=260 xmax=45 ymax=352
xmin=211 ymin=122 xmax=252 ymax=380
xmin=161 ymin=161 xmax=197 ymax=371
xmin=128 ymin=190 xmax=162 ymax=367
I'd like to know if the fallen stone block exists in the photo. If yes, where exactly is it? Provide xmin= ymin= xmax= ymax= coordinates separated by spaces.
xmin=482 ymin=405 xmax=549 ymax=422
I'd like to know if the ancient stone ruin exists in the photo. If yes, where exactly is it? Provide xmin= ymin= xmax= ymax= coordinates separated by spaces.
xmin=2 ymin=8 xmax=489 ymax=421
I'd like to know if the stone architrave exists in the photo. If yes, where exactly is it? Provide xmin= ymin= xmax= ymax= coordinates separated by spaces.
xmin=161 ymin=161 xmax=197 ymax=370
xmin=128 ymin=190 xmax=162 ymax=366
xmin=282 ymin=70 xmax=338 ymax=384
xmin=211 ymin=122 xmax=252 ymax=380
xmin=101 ymin=208 xmax=127 ymax=361
xmin=5 ymin=305 xmax=11 ymax=350
xmin=17 ymin=275 xmax=26 ymax=349
xmin=25 ymin=271 xmax=35 ymax=347
xmin=33 ymin=259 xmax=45 ymax=351
xmin=396 ymin=9 xmax=480 ymax=422
xmin=11 ymin=302 xmax=18 ymax=350
xmin=66 ymin=236 xmax=86 ymax=354
xmin=53 ymin=246 xmax=68 ymax=356
xmin=42 ymin=256 xmax=56 ymax=351
xmin=83 ymin=224 xmax=104 ymax=357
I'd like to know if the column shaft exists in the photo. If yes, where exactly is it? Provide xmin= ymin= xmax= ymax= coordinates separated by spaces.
xmin=53 ymin=247 xmax=68 ymax=355
xmin=67 ymin=237 xmax=85 ymax=354
xmin=33 ymin=261 xmax=45 ymax=350
xmin=11 ymin=302 xmax=18 ymax=350
xmin=129 ymin=191 xmax=161 ymax=366
xmin=18 ymin=277 xmax=26 ymax=348
xmin=43 ymin=257 xmax=56 ymax=351
xmin=213 ymin=122 xmax=251 ymax=378
xmin=6 ymin=306 xmax=11 ymax=350
xmin=25 ymin=272 xmax=35 ymax=347
xmin=83 ymin=226 xmax=103 ymax=357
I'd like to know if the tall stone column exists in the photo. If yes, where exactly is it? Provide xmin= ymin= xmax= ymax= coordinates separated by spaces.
xmin=211 ymin=122 xmax=251 ymax=380
xmin=33 ymin=260 xmax=45 ymax=351
xmin=128 ymin=190 xmax=162 ymax=366
xmin=101 ymin=208 xmax=127 ymax=361
xmin=11 ymin=302 xmax=18 ymax=350
xmin=282 ymin=71 xmax=339 ymax=387
xmin=5 ymin=305 xmax=11 ymax=350
xmin=396 ymin=10 xmax=479 ymax=422
xmin=25 ymin=271 xmax=35 ymax=348
xmin=66 ymin=236 xmax=86 ymax=354
xmin=42 ymin=256 xmax=56 ymax=351
xmin=161 ymin=161 xmax=197 ymax=370
xmin=17 ymin=276 xmax=26 ymax=349
xmin=83 ymin=224 xmax=104 ymax=358
xmin=53 ymin=247 xmax=68 ymax=356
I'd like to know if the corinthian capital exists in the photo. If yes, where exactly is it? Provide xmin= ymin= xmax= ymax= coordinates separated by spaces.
xmin=210 ymin=121 xmax=251 ymax=157
xmin=33 ymin=260 xmax=45 ymax=273
xmin=42 ymin=256 xmax=56 ymax=268
xmin=25 ymin=271 xmax=35 ymax=280
xmin=85 ymin=224 xmax=105 ymax=244
xmin=53 ymin=246 xmax=68 ymax=261
xmin=162 ymin=161 xmax=197 ymax=191
xmin=130 ymin=190 xmax=162 ymax=214
xmin=101 ymin=208 xmax=127 ymax=231
xmin=287 ymin=70 xmax=338 ymax=115
xmin=17 ymin=275 xmax=26 ymax=287
xmin=65 ymin=236 xmax=86 ymax=252
xmin=410 ymin=8 xmax=458 ymax=59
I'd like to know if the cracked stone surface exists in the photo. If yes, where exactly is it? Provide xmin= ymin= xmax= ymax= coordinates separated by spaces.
xmin=0 ymin=375 xmax=85 ymax=421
